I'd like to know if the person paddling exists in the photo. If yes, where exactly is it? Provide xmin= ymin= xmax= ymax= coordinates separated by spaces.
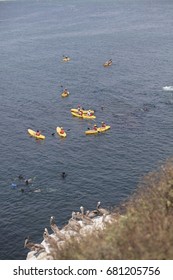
xmin=93 ymin=124 xmax=98 ymax=131
xmin=101 ymin=122 xmax=106 ymax=127
xmin=36 ymin=130 xmax=41 ymax=136
xmin=60 ymin=127 xmax=65 ymax=134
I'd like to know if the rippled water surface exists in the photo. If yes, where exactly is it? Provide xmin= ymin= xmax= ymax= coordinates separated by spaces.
xmin=0 ymin=0 xmax=173 ymax=259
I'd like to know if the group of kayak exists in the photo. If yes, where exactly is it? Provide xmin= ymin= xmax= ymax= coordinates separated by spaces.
xmin=60 ymin=56 xmax=71 ymax=97
xmin=28 ymin=126 xmax=67 ymax=139
xmin=60 ymin=57 xmax=112 ymax=98
xmin=62 ymin=55 xmax=113 ymax=67
xmin=27 ymin=55 xmax=111 ymax=140
xmin=71 ymin=106 xmax=110 ymax=135
xmin=27 ymin=105 xmax=110 ymax=139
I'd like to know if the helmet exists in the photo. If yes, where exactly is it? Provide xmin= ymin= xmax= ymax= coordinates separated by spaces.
xmin=101 ymin=122 xmax=104 ymax=123
xmin=61 ymin=127 xmax=63 ymax=129
xmin=94 ymin=124 xmax=97 ymax=127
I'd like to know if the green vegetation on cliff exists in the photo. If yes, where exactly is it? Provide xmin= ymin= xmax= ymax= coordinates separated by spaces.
xmin=54 ymin=159 xmax=173 ymax=260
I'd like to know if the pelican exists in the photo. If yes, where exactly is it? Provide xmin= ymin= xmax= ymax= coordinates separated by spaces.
xmin=85 ymin=204 xmax=99 ymax=218
xmin=43 ymin=228 xmax=59 ymax=247
xmin=63 ymin=212 xmax=82 ymax=232
xmin=80 ymin=206 xmax=93 ymax=225
xmin=85 ymin=209 xmax=99 ymax=218
xmin=24 ymin=237 xmax=45 ymax=252
xmin=50 ymin=216 xmax=65 ymax=240
xmin=97 ymin=201 xmax=110 ymax=215
xmin=71 ymin=211 xmax=82 ymax=220
xmin=43 ymin=228 xmax=61 ymax=259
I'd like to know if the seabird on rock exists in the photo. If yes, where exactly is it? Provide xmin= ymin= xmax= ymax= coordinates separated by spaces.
xmin=85 ymin=209 xmax=98 ymax=218
xmin=43 ymin=228 xmax=58 ymax=246
xmin=85 ymin=204 xmax=99 ymax=218
xmin=50 ymin=216 xmax=65 ymax=240
xmin=24 ymin=237 xmax=45 ymax=253
xmin=63 ymin=212 xmax=82 ymax=232
xmin=97 ymin=201 xmax=110 ymax=215
xmin=80 ymin=206 xmax=93 ymax=225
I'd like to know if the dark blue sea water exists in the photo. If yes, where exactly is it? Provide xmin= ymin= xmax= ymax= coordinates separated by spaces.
xmin=0 ymin=0 xmax=173 ymax=259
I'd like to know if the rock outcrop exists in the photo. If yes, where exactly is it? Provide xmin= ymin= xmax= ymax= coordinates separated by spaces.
xmin=25 ymin=202 xmax=115 ymax=260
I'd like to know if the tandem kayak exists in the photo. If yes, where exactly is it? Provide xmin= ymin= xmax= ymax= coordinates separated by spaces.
xmin=71 ymin=111 xmax=96 ymax=119
xmin=28 ymin=129 xmax=45 ymax=140
xmin=71 ymin=108 xmax=95 ymax=114
xmin=85 ymin=129 xmax=98 ymax=135
xmin=56 ymin=127 xmax=67 ymax=137
xmin=61 ymin=91 xmax=69 ymax=97
xmin=97 ymin=125 xmax=111 ymax=132
xmin=85 ymin=125 xmax=110 ymax=135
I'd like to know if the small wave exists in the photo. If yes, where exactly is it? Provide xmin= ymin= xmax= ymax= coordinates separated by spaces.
xmin=162 ymin=86 xmax=173 ymax=91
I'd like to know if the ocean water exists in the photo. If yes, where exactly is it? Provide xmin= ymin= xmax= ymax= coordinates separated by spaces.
xmin=0 ymin=0 xmax=173 ymax=259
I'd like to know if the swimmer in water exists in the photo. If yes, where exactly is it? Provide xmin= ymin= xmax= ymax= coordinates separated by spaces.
xmin=61 ymin=172 xmax=67 ymax=178
xmin=20 ymin=188 xmax=41 ymax=193
xmin=24 ymin=178 xmax=32 ymax=185
xmin=11 ymin=183 xmax=18 ymax=188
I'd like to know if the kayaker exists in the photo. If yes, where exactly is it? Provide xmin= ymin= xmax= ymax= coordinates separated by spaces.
xmin=93 ymin=124 xmax=98 ymax=131
xmin=64 ymin=88 xmax=68 ymax=94
xmin=78 ymin=109 xmax=83 ymax=116
xmin=61 ymin=172 xmax=67 ymax=178
xmin=24 ymin=178 xmax=32 ymax=185
xmin=77 ymin=105 xmax=81 ymax=111
xmin=87 ymin=110 xmax=92 ymax=116
xmin=60 ymin=127 xmax=65 ymax=134
xmin=63 ymin=55 xmax=69 ymax=60
xmin=101 ymin=122 xmax=106 ymax=127
xmin=36 ymin=130 xmax=41 ymax=136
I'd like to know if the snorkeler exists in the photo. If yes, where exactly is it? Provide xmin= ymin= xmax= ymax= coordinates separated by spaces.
xmin=61 ymin=172 xmax=67 ymax=178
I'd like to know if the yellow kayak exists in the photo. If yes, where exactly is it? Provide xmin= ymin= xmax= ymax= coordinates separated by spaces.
xmin=62 ymin=57 xmax=71 ymax=62
xmin=61 ymin=91 xmax=69 ymax=97
xmin=28 ymin=129 xmax=45 ymax=140
xmin=56 ymin=127 xmax=67 ymax=138
xmin=97 ymin=125 xmax=111 ymax=132
xmin=103 ymin=61 xmax=112 ymax=67
xmin=71 ymin=111 xmax=96 ymax=119
xmin=85 ymin=129 xmax=98 ymax=135
xmin=71 ymin=108 xmax=95 ymax=114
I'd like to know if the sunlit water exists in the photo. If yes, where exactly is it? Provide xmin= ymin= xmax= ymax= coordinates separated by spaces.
xmin=0 ymin=0 xmax=173 ymax=259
